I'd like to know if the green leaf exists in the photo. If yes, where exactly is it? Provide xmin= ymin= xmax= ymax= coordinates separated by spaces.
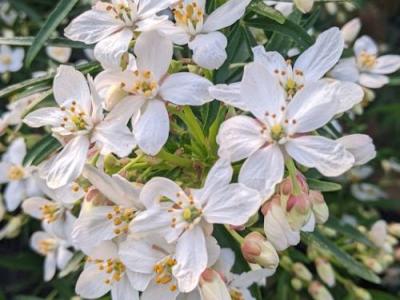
xmin=25 ymin=0 xmax=80 ymax=67
xmin=245 ymin=17 xmax=314 ymax=49
xmin=10 ymin=0 xmax=42 ymax=23
xmin=0 ymin=37 xmax=89 ymax=49
xmin=366 ymin=198 xmax=400 ymax=211
xmin=307 ymin=178 xmax=342 ymax=192
xmin=301 ymin=231 xmax=381 ymax=284
xmin=249 ymin=0 xmax=286 ymax=24
xmin=0 ymin=252 xmax=42 ymax=271
xmin=23 ymin=134 xmax=61 ymax=167
xmin=0 ymin=61 xmax=101 ymax=99
xmin=369 ymin=290 xmax=399 ymax=300
xmin=325 ymin=217 xmax=377 ymax=248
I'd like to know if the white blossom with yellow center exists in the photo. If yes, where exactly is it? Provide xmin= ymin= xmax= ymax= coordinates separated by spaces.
xmin=0 ymin=45 xmax=24 ymax=73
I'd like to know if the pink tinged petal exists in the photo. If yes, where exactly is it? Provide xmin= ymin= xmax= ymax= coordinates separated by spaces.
xmin=188 ymin=32 xmax=228 ymax=70
xmin=64 ymin=8 xmax=124 ymax=44
xmin=22 ymin=197 xmax=52 ymax=219
xmin=252 ymin=47 xmax=288 ymax=78
xmin=75 ymin=264 xmax=111 ymax=299
xmin=23 ymin=107 xmax=64 ymax=128
xmin=140 ymin=177 xmax=188 ymax=208
xmin=119 ymin=239 xmax=161 ymax=274
xmin=372 ymin=55 xmax=400 ymax=74
xmin=4 ymin=137 xmax=26 ymax=165
xmin=44 ymin=252 xmax=57 ymax=281
xmin=359 ymin=73 xmax=389 ymax=88
xmin=202 ymin=0 xmax=251 ymax=32
xmin=135 ymin=31 xmax=173 ymax=80
xmin=329 ymin=57 xmax=359 ymax=82
xmin=46 ymin=135 xmax=89 ymax=189
xmin=5 ymin=181 xmax=25 ymax=211
xmin=94 ymin=29 xmax=134 ymax=70
xmin=332 ymin=81 xmax=364 ymax=114
xmin=141 ymin=280 xmax=179 ymax=300
xmin=56 ymin=246 xmax=73 ymax=269
xmin=174 ymin=226 xmax=208 ymax=293
xmin=72 ymin=206 xmax=116 ymax=254
xmin=134 ymin=99 xmax=169 ymax=155
xmin=286 ymin=136 xmax=355 ymax=177
xmin=209 ymin=82 xmax=248 ymax=111
xmin=354 ymin=35 xmax=378 ymax=57
xmin=203 ymin=183 xmax=261 ymax=226
xmin=53 ymin=65 xmax=91 ymax=113
xmin=199 ymin=269 xmax=231 ymax=300
xmin=264 ymin=204 xmax=300 ymax=251
xmin=337 ymin=134 xmax=376 ymax=166
xmin=111 ymin=276 xmax=139 ymax=300
xmin=294 ymin=27 xmax=344 ymax=82
xmin=241 ymin=62 xmax=285 ymax=123
xmin=83 ymin=165 xmax=143 ymax=209
xmin=159 ymin=73 xmax=213 ymax=105
xmin=238 ymin=145 xmax=284 ymax=199
xmin=341 ymin=18 xmax=361 ymax=45
xmin=286 ymin=81 xmax=339 ymax=134
xmin=216 ymin=115 xmax=266 ymax=162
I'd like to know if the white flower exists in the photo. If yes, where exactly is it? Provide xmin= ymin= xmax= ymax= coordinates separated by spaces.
xmin=368 ymin=220 xmax=388 ymax=248
xmin=119 ymin=234 xmax=220 ymax=298
xmin=75 ymin=240 xmax=139 ymax=300
xmin=22 ymin=177 xmax=84 ymax=241
xmin=337 ymin=134 xmax=376 ymax=166
xmin=72 ymin=165 xmax=143 ymax=254
xmin=293 ymin=0 xmax=314 ymax=13
xmin=264 ymin=1 xmax=294 ymax=17
xmin=131 ymin=159 xmax=261 ymax=292
xmin=0 ymin=45 xmax=24 ymax=73
xmin=30 ymin=230 xmax=73 ymax=281
xmin=24 ymin=65 xmax=136 ymax=188
xmin=0 ymin=138 xmax=42 ymax=211
xmin=214 ymin=248 xmax=274 ymax=300
xmin=161 ymin=0 xmax=251 ymax=69
xmin=95 ymin=31 xmax=213 ymax=155
xmin=351 ymin=183 xmax=387 ymax=202
xmin=46 ymin=46 xmax=72 ymax=63
xmin=217 ymin=62 xmax=355 ymax=198
xmin=64 ymin=0 xmax=173 ymax=69
xmin=330 ymin=35 xmax=400 ymax=88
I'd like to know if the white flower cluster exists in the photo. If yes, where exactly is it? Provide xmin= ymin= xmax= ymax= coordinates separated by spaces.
xmin=2 ymin=0 xmax=400 ymax=299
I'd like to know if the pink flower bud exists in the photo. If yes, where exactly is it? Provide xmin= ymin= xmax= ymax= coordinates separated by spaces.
xmin=308 ymin=281 xmax=334 ymax=300
xmin=286 ymin=193 xmax=312 ymax=230
xmin=293 ymin=263 xmax=313 ymax=282
xmin=315 ymin=258 xmax=335 ymax=287
xmin=199 ymin=269 xmax=231 ymax=300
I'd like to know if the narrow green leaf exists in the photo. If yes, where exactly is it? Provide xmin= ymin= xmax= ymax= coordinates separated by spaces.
xmin=325 ymin=217 xmax=377 ymax=248
xmin=307 ymin=178 xmax=342 ymax=192
xmin=25 ymin=0 xmax=80 ymax=67
xmin=0 ymin=37 xmax=89 ymax=49
xmin=369 ymin=290 xmax=399 ymax=300
xmin=23 ymin=134 xmax=61 ymax=167
xmin=10 ymin=0 xmax=42 ymax=23
xmin=249 ymin=0 xmax=286 ymax=24
xmin=301 ymin=231 xmax=381 ymax=284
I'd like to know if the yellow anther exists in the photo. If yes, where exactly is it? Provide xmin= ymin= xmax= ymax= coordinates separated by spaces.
xmin=7 ymin=165 xmax=25 ymax=181
xmin=183 ymin=208 xmax=192 ymax=221
xmin=170 ymin=285 xmax=177 ymax=292
xmin=271 ymin=124 xmax=284 ymax=141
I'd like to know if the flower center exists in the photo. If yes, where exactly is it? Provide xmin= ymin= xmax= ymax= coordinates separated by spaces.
xmin=0 ymin=54 xmax=12 ymax=65
xmin=40 ymin=203 xmax=60 ymax=223
xmin=153 ymin=256 xmax=178 ymax=292
xmin=7 ymin=165 xmax=25 ymax=181
xmin=89 ymin=258 xmax=126 ymax=285
xmin=38 ymin=239 xmax=57 ymax=255
xmin=358 ymin=51 xmax=377 ymax=70
xmin=182 ymin=206 xmax=202 ymax=223
xmin=107 ymin=206 xmax=135 ymax=236
xmin=174 ymin=0 xmax=204 ymax=34
xmin=230 ymin=288 xmax=245 ymax=300
xmin=271 ymin=124 xmax=285 ymax=141
xmin=106 ymin=3 xmax=135 ymax=25
xmin=285 ymin=78 xmax=303 ymax=99
xmin=59 ymin=100 xmax=90 ymax=133
xmin=131 ymin=70 xmax=158 ymax=98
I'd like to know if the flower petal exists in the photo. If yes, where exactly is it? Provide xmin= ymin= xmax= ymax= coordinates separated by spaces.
xmin=286 ymin=136 xmax=354 ymax=177
xmin=209 ymin=82 xmax=247 ymax=111
xmin=75 ymin=263 xmax=110 ymax=299
xmin=135 ymin=31 xmax=172 ymax=80
xmin=133 ymin=99 xmax=169 ymax=155
xmin=238 ymin=145 xmax=284 ymax=199
xmin=337 ymin=134 xmax=376 ymax=166
xmin=252 ymin=46 xmax=287 ymax=76
xmin=217 ymin=115 xmax=266 ymax=162
xmin=241 ymin=62 xmax=285 ymax=123
xmin=202 ymin=0 xmax=251 ymax=32
xmin=5 ymin=181 xmax=25 ymax=211
xmin=359 ymin=73 xmax=389 ymax=88
xmin=141 ymin=280 xmax=178 ymax=300
xmin=203 ymin=183 xmax=261 ymax=226
xmin=46 ymin=135 xmax=89 ymax=189
xmin=294 ymin=27 xmax=344 ymax=82
xmin=111 ymin=276 xmax=139 ymax=300
xmin=160 ymin=73 xmax=212 ymax=105
xmin=23 ymin=107 xmax=64 ymax=128
xmin=329 ymin=57 xmax=359 ymax=82
xmin=22 ymin=196 xmax=52 ymax=219
xmin=4 ymin=137 xmax=27 ymax=165
xmin=354 ymin=35 xmax=378 ymax=56
xmin=331 ymin=80 xmax=364 ymax=114
xmin=372 ymin=55 xmax=400 ymax=74
xmin=189 ymin=32 xmax=228 ymax=70
xmin=44 ymin=252 xmax=57 ymax=281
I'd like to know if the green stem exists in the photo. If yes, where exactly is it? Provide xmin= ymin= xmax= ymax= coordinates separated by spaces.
xmin=225 ymin=225 xmax=245 ymax=245
xmin=157 ymin=149 xmax=193 ymax=168
xmin=285 ymin=157 xmax=301 ymax=196
xmin=120 ymin=155 xmax=144 ymax=172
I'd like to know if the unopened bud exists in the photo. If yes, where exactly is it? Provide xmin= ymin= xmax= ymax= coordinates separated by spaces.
xmin=291 ymin=278 xmax=303 ymax=290
xmin=104 ymin=154 xmax=122 ymax=174
xmin=368 ymin=220 xmax=387 ymax=248
xmin=0 ymin=215 xmax=24 ymax=239
xmin=199 ymin=269 xmax=230 ymax=300
xmin=315 ymin=258 xmax=335 ymax=287
xmin=361 ymin=256 xmax=384 ymax=274
xmin=294 ymin=0 xmax=314 ymax=13
xmin=309 ymin=191 xmax=329 ymax=224
xmin=308 ymin=281 xmax=333 ymax=300
xmin=352 ymin=286 xmax=371 ymax=300
xmin=395 ymin=247 xmax=400 ymax=261
xmin=241 ymin=232 xmax=279 ymax=271
xmin=388 ymin=223 xmax=400 ymax=238
xmin=286 ymin=193 xmax=312 ymax=230
xmin=293 ymin=263 xmax=313 ymax=282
